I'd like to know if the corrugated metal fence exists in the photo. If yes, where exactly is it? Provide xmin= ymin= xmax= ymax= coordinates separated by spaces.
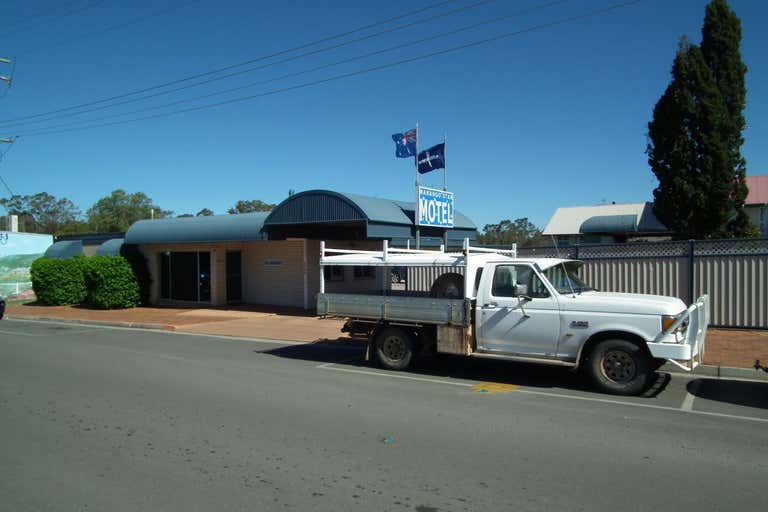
xmin=408 ymin=239 xmax=768 ymax=329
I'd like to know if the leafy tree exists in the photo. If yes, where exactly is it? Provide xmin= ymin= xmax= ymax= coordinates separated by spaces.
xmin=478 ymin=218 xmax=543 ymax=246
xmin=0 ymin=192 xmax=81 ymax=234
xmin=647 ymin=0 xmax=756 ymax=239
xmin=87 ymin=189 xmax=172 ymax=232
xmin=227 ymin=199 xmax=275 ymax=214
xmin=196 ymin=208 xmax=214 ymax=216
xmin=56 ymin=221 xmax=92 ymax=236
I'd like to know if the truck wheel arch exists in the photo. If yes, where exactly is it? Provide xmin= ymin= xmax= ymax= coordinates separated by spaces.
xmin=576 ymin=330 xmax=651 ymax=369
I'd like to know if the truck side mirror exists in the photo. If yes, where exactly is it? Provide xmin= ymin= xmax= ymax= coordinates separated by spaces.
xmin=514 ymin=284 xmax=528 ymax=297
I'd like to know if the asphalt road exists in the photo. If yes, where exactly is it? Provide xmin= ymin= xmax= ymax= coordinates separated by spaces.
xmin=1 ymin=319 xmax=767 ymax=512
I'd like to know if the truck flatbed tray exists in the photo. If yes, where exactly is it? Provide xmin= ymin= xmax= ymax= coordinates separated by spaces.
xmin=317 ymin=292 xmax=468 ymax=326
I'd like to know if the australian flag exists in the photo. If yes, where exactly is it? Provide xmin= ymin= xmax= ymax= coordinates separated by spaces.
xmin=417 ymin=142 xmax=445 ymax=174
xmin=392 ymin=129 xmax=417 ymax=158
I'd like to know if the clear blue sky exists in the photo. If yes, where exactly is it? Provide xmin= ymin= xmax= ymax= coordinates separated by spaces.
xmin=0 ymin=0 xmax=766 ymax=230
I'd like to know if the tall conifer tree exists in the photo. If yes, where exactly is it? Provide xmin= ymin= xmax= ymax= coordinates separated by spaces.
xmin=647 ymin=0 xmax=756 ymax=238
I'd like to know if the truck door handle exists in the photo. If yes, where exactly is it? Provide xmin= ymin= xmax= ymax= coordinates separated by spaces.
xmin=483 ymin=302 xmax=498 ymax=309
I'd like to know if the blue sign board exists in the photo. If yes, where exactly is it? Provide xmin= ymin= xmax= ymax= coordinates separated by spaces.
xmin=417 ymin=186 xmax=454 ymax=228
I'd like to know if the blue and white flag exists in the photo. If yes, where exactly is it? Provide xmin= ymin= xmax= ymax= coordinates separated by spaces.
xmin=417 ymin=142 xmax=445 ymax=174
xmin=392 ymin=129 xmax=417 ymax=158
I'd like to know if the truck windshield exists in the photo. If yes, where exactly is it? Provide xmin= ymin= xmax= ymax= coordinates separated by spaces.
xmin=542 ymin=262 xmax=594 ymax=294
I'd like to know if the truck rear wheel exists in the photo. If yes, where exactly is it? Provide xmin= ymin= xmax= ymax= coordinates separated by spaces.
xmin=373 ymin=327 xmax=415 ymax=371
xmin=587 ymin=339 xmax=653 ymax=396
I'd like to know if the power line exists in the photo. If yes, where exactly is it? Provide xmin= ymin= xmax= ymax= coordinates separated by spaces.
xmin=0 ymin=0 xmax=106 ymax=39
xmin=1 ymin=0 xmax=504 ymax=129
xmin=0 ymin=0 xmax=464 ymax=126
xmin=1 ymin=0 xmax=84 ymax=29
xmin=18 ymin=0 xmax=642 ymax=139
xmin=18 ymin=0 xmax=204 ymax=56
xmin=9 ymin=0 xmax=570 ymax=134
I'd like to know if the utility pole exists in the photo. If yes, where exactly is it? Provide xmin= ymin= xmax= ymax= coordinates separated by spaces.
xmin=0 ymin=56 xmax=12 ymax=89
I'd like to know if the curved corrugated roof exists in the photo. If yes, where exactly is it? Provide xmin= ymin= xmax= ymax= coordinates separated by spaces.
xmin=265 ymin=189 xmax=476 ymax=229
xmin=96 ymin=238 xmax=124 ymax=256
xmin=43 ymin=240 xmax=83 ymax=258
xmin=544 ymin=203 xmax=668 ymax=235
xmin=125 ymin=213 xmax=269 ymax=245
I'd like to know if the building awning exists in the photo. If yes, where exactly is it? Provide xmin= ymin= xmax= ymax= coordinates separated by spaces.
xmin=264 ymin=190 xmax=477 ymax=241
xmin=43 ymin=240 xmax=83 ymax=258
xmin=125 ymin=213 xmax=269 ymax=245
xmin=579 ymin=214 xmax=638 ymax=234
xmin=544 ymin=202 xmax=668 ymax=235
xmin=96 ymin=238 xmax=124 ymax=256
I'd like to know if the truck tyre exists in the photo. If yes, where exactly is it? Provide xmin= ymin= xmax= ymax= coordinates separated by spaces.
xmin=430 ymin=273 xmax=464 ymax=299
xmin=587 ymin=339 xmax=653 ymax=396
xmin=373 ymin=327 xmax=415 ymax=371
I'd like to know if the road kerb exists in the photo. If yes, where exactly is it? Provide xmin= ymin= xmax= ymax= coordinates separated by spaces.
xmin=6 ymin=315 xmax=176 ymax=332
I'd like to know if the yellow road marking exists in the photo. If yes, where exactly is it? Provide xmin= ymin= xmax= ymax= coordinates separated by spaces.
xmin=472 ymin=382 xmax=519 ymax=394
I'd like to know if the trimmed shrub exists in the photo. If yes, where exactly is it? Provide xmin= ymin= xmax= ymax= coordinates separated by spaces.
xmin=83 ymin=256 xmax=141 ymax=309
xmin=30 ymin=257 xmax=87 ymax=305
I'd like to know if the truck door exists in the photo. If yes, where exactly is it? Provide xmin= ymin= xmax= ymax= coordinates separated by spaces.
xmin=476 ymin=263 xmax=560 ymax=357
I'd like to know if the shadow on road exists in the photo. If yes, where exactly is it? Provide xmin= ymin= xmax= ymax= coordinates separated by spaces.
xmin=688 ymin=378 xmax=768 ymax=410
xmin=260 ymin=339 xmax=670 ymax=398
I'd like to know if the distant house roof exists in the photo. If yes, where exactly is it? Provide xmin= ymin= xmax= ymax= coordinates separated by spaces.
xmin=43 ymin=240 xmax=83 ymax=258
xmin=125 ymin=213 xmax=269 ymax=245
xmin=746 ymin=175 xmax=768 ymax=205
xmin=543 ymin=202 xmax=668 ymax=236
xmin=264 ymin=190 xmax=476 ymax=241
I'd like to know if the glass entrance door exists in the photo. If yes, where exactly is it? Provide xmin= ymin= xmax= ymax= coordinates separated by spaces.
xmin=159 ymin=251 xmax=211 ymax=302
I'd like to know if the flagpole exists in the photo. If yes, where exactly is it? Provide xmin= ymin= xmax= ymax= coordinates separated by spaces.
xmin=415 ymin=121 xmax=420 ymax=249
xmin=442 ymin=132 xmax=448 ymax=249
xmin=443 ymin=132 xmax=447 ymax=191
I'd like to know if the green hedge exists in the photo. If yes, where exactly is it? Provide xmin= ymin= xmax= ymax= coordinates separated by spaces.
xmin=31 ymin=255 xmax=140 ymax=309
xmin=83 ymin=256 xmax=141 ymax=309
xmin=30 ymin=257 xmax=87 ymax=305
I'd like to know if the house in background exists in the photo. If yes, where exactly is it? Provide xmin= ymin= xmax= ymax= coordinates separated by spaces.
xmin=543 ymin=202 xmax=670 ymax=245
xmin=745 ymin=175 xmax=768 ymax=237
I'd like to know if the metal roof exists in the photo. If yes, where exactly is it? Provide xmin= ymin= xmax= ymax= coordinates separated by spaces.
xmin=56 ymin=232 xmax=125 ymax=245
xmin=96 ymin=238 xmax=124 ymax=256
xmin=746 ymin=175 xmax=768 ymax=205
xmin=543 ymin=202 xmax=668 ymax=235
xmin=43 ymin=240 xmax=83 ymax=258
xmin=264 ymin=189 xmax=476 ymax=232
xmin=125 ymin=212 xmax=269 ymax=245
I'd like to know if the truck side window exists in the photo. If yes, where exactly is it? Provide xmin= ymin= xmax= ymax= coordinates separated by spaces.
xmin=491 ymin=266 xmax=517 ymax=297
xmin=492 ymin=265 xmax=549 ymax=298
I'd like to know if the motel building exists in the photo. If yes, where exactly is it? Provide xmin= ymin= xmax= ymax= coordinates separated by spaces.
xmin=104 ymin=190 xmax=478 ymax=309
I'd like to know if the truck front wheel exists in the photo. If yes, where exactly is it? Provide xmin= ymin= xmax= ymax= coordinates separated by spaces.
xmin=373 ymin=327 xmax=415 ymax=371
xmin=587 ymin=339 xmax=654 ymax=396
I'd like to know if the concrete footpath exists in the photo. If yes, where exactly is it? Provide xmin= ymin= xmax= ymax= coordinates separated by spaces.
xmin=6 ymin=303 xmax=347 ymax=343
xmin=6 ymin=303 xmax=768 ymax=379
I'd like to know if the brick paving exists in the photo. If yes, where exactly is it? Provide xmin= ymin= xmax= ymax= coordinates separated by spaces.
xmin=6 ymin=303 xmax=767 ymax=368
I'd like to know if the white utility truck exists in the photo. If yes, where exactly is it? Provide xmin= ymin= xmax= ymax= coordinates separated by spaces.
xmin=317 ymin=240 xmax=709 ymax=395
